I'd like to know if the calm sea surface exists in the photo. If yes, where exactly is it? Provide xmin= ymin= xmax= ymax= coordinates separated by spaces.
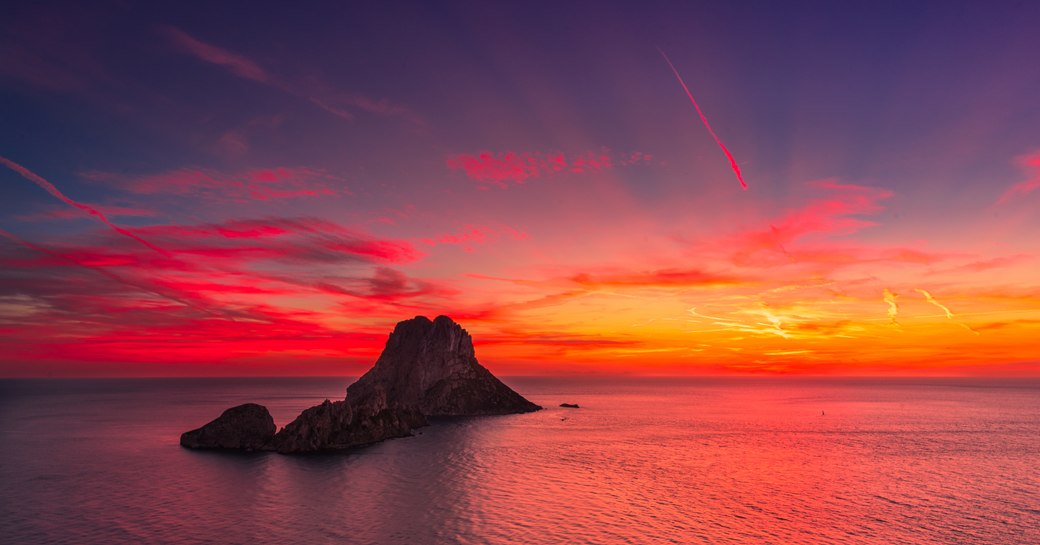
xmin=0 ymin=377 xmax=1037 ymax=544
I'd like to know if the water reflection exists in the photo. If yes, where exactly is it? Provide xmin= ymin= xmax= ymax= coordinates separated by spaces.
xmin=1 ymin=377 xmax=1037 ymax=544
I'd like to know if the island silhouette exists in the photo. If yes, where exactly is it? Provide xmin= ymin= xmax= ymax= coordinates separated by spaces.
xmin=181 ymin=315 xmax=541 ymax=453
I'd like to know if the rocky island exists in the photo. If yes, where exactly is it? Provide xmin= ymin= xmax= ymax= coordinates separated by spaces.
xmin=181 ymin=315 xmax=541 ymax=454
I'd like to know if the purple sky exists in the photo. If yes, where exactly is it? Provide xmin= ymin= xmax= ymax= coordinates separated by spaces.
xmin=2 ymin=1 xmax=1040 ymax=376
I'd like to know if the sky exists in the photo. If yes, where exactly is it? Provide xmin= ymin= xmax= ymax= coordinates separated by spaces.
xmin=2 ymin=0 xmax=1039 ymax=377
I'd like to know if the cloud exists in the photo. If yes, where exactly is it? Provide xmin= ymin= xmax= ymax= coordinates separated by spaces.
xmin=420 ymin=224 xmax=528 ymax=251
xmin=915 ymin=288 xmax=954 ymax=319
xmin=997 ymin=151 xmax=1040 ymax=204
xmin=15 ymin=204 xmax=156 ymax=222
xmin=84 ymin=166 xmax=342 ymax=202
xmin=162 ymin=26 xmax=421 ymax=125
xmin=570 ymin=268 xmax=745 ymax=289
xmin=0 ymin=211 xmax=456 ymax=367
xmin=476 ymin=332 xmax=640 ymax=350
xmin=710 ymin=180 xmax=897 ymax=269
xmin=0 ymin=228 xmax=226 ymax=318
xmin=1 ymin=156 xmax=170 ymax=256
xmin=216 ymin=130 xmax=250 ymax=157
xmin=883 ymin=288 xmax=899 ymax=325
xmin=132 ymin=217 xmax=424 ymax=265
xmin=949 ymin=254 xmax=1033 ymax=273
xmin=313 ymin=267 xmax=457 ymax=304
xmin=161 ymin=26 xmax=268 ymax=82
xmin=446 ymin=149 xmax=652 ymax=188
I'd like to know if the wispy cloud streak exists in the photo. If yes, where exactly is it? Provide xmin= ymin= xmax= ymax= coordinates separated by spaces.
xmin=915 ymin=288 xmax=953 ymax=319
xmin=883 ymin=288 xmax=899 ymax=325
xmin=996 ymin=151 xmax=1040 ymax=204
xmin=162 ymin=26 xmax=419 ymax=125
xmin=0 ymin=228 xmax=215 ymax=316
xmin=162 ymin=27 xmax=268 ymax=82
xmin=1 ymin=156 xmax=169 ymax=256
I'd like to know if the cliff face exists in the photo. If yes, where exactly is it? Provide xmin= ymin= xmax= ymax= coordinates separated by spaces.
xmin=181 ymin=316 xmax=540 ymax=454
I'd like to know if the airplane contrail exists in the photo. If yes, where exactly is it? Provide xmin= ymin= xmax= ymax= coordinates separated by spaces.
xmin=657 ymin=47 xmax=747 ymax=190
xmin=915 ymin=288 xmax=954 ymax=319
xmin=1 ymin=156 xmax=170 ymax=256
xmin=916 ymin=288 xmax=980 ymax=335
xmin=883 ymin=288 xmax=899 ymax=325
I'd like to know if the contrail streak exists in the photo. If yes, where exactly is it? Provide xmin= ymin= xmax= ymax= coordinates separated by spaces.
xmin=657 ymin=47 xmax=747 ymax=190
xmin=916 ymin=288 xmax=980 ymax=335
xmin=1 ymin=156 xmax=170 ymax=256
xmin=883 ymin=288 xmax=899 ymax=325
xmin=915 ymin=288 xmax=953 ymax=319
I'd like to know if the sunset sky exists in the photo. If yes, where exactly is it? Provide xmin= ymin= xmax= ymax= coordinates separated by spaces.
xmin=2 ymin=1 xmax=1039 ymax=377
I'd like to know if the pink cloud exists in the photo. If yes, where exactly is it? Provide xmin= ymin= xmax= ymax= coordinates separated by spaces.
xmin=997 ymin=151 xmax=1040 ymax=204
xmin=420 ymin=224 xmax=528 ymax=251
xmin=137 ymin=217 xmax=423 ymax=265
xmin=721 ymin=180 xmax=893 ymax=266
xmin=326 ymin=93 xmax=425 ymax=126
xmin=951 ymin=254 xmax=1033 ymax=273
xmin=0 ymin=215 xmax=458 ymax=368
xmin=85 ymin=166 xmax=343 ymax=202
xmin=16 ymin=205 xmax=156 ymax=222
xmin=216 ymin=130 xmax=250 ymax=157
xmin=162 ymin=26 xmax=268 ymax=82
xmin=446 ymin=149 xmax=653 ymax=188
xmin=2 ymin=218 xmax=425 ymax=280
xmin=162 ymin=27 xmax=420 ymax=125
xmin=1 ymin=156 xmax=170 ymax=256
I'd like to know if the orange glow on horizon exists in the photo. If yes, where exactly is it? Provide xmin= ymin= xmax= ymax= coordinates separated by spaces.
xmin=3 ymin=10 xmax=1040 ymax=377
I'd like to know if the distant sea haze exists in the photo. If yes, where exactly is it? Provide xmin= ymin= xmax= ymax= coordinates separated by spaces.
xmin=1 ymin=376 xmax=1037 ymax=544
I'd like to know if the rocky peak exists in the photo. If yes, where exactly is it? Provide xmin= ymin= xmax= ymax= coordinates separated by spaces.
xmin=182 ymin=315 xmax=540 ymax=454
xmin=350 ymin=315 xmax=477 ymax=405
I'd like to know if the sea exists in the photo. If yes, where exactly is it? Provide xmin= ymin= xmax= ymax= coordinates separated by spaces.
xmin=0 ymin=376 xmax=1037 ymax=544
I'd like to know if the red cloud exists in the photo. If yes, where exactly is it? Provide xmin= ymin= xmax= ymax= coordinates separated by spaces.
xmin=132 ymin=218 xmax=424 ymax=265
xmin=446 ymin=149 xmax=652 ymax=188
xmin=0 ymin=216 xmax=456 ymax=369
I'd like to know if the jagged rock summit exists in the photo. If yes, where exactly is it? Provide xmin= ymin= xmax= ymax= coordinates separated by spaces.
xmin=354 ymin=315 xmax=541 ymax=417
xmin=181 ymin=316 xmax=540 ymax=454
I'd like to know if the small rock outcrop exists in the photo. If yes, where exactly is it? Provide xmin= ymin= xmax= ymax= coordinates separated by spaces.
xmin=560 ymin=403 xmax=580 ymax=409
xmin=182 ymin=316 xmax=541 ymax=454
xmin=180 ymin=403 xmax=276 ymax=450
